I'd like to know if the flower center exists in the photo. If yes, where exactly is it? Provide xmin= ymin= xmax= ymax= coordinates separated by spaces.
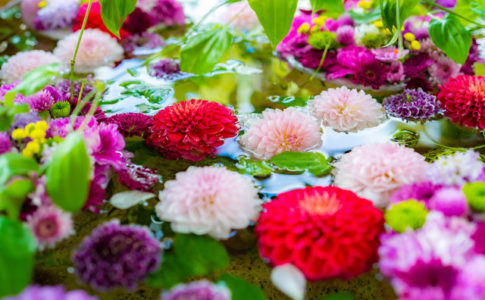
xmin=470 ymin=79 xmax=485 ymax=96
xmin=299 ymin=192 xmax=341 ymax=215
xmin=37 ymin=218 xmax=57 ymax=238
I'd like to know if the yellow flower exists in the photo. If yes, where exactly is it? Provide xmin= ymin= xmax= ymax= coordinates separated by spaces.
xmin=26 ymin=141 xmax=41 ymax=153
xmin=30 ymin=129 xmax=46 ymax=140
xmin=358 ymin=0 xmax=373 ymax=9
xmin=410 ymin=40 xmax=421 ymax=50
xmin=11 ymin=129 xmax=27 ymax=140
xmin=404 ymin=32 xmax=416 ymax=42
xmin=22 ymin=149 xmax=33 ymax=158
xmin=35 ymin=121 xmax=49 ymax=131
xmin=297 ymin=23 xmax=310 ymax=34
xmin=38 ymin=0 xmax=48 ymax=8
xmin=311 ymin=25 xmax=321 ymax=33
xmin=312 ymin=16 xmax=327 ymax=27
xmin=373 ymin=20 xmax=383 ymax=28
xmin=25 ymin=123 xmax=36 ymax=133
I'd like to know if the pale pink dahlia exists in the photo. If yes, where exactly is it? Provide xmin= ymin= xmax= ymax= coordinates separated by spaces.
xmin=239 ymin=108 xmax=322 ymax=160
xmin=0 ymin=50 xmax=60 ymax=84
xmin=54 ymin=29 xmax=124 ymax=73
xmin=156 ymin=166 xmax=262 ymax=239
xmin=309 ymin=87 xmax=385 ymax=133
xmin=333 ymin=143 xmax=427 ymax=207
xmin=429 ymin=55 xmax=462 ymax=85
xmin=27 ymin=205 xmax=74 ymax=250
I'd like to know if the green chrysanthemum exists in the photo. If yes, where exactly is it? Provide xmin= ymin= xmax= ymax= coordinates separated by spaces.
xmin=50 ymin=101 xmax=71 ymax=118
xmin=463 ymin=181 xmax=485 ymax=212
xmin=361 ymin=32 xmax=384 ymax=49
xmin=385 ymin=200 xmax=428 ymax=233
xmin=308 ymin=31 xmax=337 ymax=50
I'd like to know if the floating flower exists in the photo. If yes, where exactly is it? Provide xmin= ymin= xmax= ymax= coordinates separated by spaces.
xmin=147 ymin=99 xmax=239 ymax=161
xmin=309 ymin=87 xmax=385 ymax=132
xmin=161 ymin=280 xmax=231 ymax=300
xmin=336 ymin=25 xmax=355 ymax=45
xmin=371 ymin=47 xmax=409 ymax=62
xmin=426 ymin=150 xmax=483 ymax=186
xmin=137 ymin=0 xmax=185 ymax=26
xmin=150 ymin=59 xmax=184 ymax=81
xmin=385 ymin=200 xmax=428 ymax=233
xmin=117 ymin=163 xmax=160 ymax=192
xmin=105 ymin=113 xmax=153 ymax=138
xmin=391 ymin=181 xmax=440 ymax=207
xmin=428 ymin=186 xmax=468 ymax=217
xmin=34 ymin=0 xmax=79 ymax=31
xmin=72 ymin=220 xmax=161 ymax=291
xmin=387 ymin=61 xmax=405 ymax=83
xmin=54 ymin=29 xmax=124 ymax=73
xmin=429 ymin=55 xmax=462 ymax=85
xmin=437 ymin=75 xmax=485 ymax=129
xmin=121 ymin=7 xmax=154 ymax=35
xmin=383 ymin=88 xmax=443 ymax=121
xmin=239 ymin=108 xmax=322 ymax=160
xmin=333 ymin=143 xmax=427 ymax=207
xmin=0 ymin=50 xmax=60 ymax=84
xmin=256 ymin=186 xmax=384 ymax=280
xmin=156 ymin=166 xmax=261 ymax=239
xmin=5 ymin=285 xmax=98 ymax=300
xmin=26 ymin=205 xmax=74 ymax=250
xmin=73 ymin=1 xmax=130 ymax=39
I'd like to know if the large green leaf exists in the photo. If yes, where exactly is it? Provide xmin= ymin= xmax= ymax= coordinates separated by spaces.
xmin=147 ymin=233 xmax=229 ymax=288
xmin=236 ymin=157 xmax=272 ymax=177
xmin=269 ymin=152 xmax=332 ymax=176
xmin=46 ymin=132 xmax=91 ymax=212
xmin=0 ymin=179 xmax=34 ymax=219
xmin=311 ymin=0 xmax=345 ymax=17
xmin=429 ymin=14 xmax=472 ymax=64
xmin=380 ymin=0 xmax=420 ymax=30
xmin=180 ymin=26 xmax=233 ymax=75
xmin=0 ymin=216 xmax=36 ymax=297
xmin=248 ymin=0 xmax=298 ymax=47
xmin=0 ymin=153 xmax=38 ymax=185
xmin=11 ymin=63 xmax=59 ymax=97
xmin=98 ymin=0 xmax=137 ymax=39
xmin=218 ymin=274 xmax=267 ymax=300
xmin=455 ymin=0 xmax=485 ymax=24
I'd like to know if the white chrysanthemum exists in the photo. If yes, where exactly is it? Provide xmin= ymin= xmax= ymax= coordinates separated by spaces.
xmin=354 ymin=24 xmax=380 ymax=46
xmin=426 ymin=150 xmax=484 ymax=186
xmin=0 ymin=50 xmax=60 ymax=84
xmin=54 ymin=29 xmax=124 ymax=73
xmin=156 ymin=166 xmax=262 ymax=239
xmin=309 ymin=87 xmax=385 ymax=132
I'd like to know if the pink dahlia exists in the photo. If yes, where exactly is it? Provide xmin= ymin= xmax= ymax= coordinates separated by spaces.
xmin=309 ymin=87 xmax=385 ymax=132
xmin=333 ymin=143 xmax=427 ymax=207
xmin=27 ymin=205 xmax=74 ymax=250
xmin=147 ymin=99 xmax=239 ymax=161
xmin=20 ymin=0 xmax=43 ymax=28
xmin=239 ymin=108 xmax=322 ymax=160
xmin=54 ymin=29 xmax=124 ymax=73
xmin=437 ymin=75 xmax=485 ymax=129
xmin=156 ymin=166 xmax=261 ymax=239
xmin=429 ymin=55 xmax=462 ymax=85
xmin=0 ymin=50 xmax=60 ymax=84
xmin=256 ymin=186 xmax=384 ymax=280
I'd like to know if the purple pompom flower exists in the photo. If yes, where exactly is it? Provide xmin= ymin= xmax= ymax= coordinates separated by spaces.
xmin=336 ymin=25 xmax=355 ymax=45
xmin=429 ymin=187 xmax=469 ymax=217
xmin=150 ymin=59 xmax=185 ymax=81
xmin=72 ymin=220 xmax=161 ymax=291
xmin=383 ymin=89 xmax=443 ymax=121
xmin=28 ymin=86 xmax=63 ymax=112
xmin=391 ymin=181 xmax=441 ymax=207
xmin=161 ymin=280 xmax=231 ymax=300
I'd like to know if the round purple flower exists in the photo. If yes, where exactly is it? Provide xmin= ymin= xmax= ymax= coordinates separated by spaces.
xmin=383 ymin=89 xmax=443 ymax=121
xmin=28 ymin=86 xmax=63 ymax=112
xmin=354 ymin=60 xmax=390 ymax=89
xmin=404 ymin=53 xmax=433 ymax=77
xmin=336 ymin=25 xmax=355 ymax=45
xmin=391 ymin=181 xmax=441 ymax=208
xmin=161 ymin=280 xmax=231 ymax=300
xmin=150 ymin=59 xmax=184 ymax=81
xmin=429 ymin=187 xmax=469 ymax=217
xmin=72 ymin=220 xmax=161 ymax=291
xmin=4 ymin=285 xmax=98 ymax=300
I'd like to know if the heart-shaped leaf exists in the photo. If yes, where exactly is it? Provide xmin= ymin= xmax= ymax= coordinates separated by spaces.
xmin=429 ymin=14 xmax=472 ymax=64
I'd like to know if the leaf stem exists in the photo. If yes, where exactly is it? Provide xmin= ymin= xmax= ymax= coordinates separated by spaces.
xmin=396 ymin=0 xmax=403 ymax=53
xmin=422 ymin=0 xmax=485 ymax=29
xmin=310 ymin=44 xmax=330 ymax=81
xmin=69 ymin=0 xmax=93 ymax=103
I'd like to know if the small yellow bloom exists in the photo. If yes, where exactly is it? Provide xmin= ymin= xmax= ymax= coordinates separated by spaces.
xmin=384 ymin=28 xmax=392 ymax=35
xmin=38 ymin=1 xmax=47 ymax=8
xmin=297 ymin=23 xmax=310 ymax=34
xmin=22 ymin=149 xmax=33 ymax=158
xmin=35 ymin=121 xmax=49 ymax=131
xmin=404 ymin=32 xmax=415 ymax=42
xmin=410 ymin=40 xmax=421 ymax=50
xmin=26 ymin=141 xmax=41 ymax=153
xmin=373 ymin=20 xmax=383 ymax=28
xmin=312 ymin=16 xmax=327 ymax=27
xmin=30 ymin=129 xmax=46 ymax=140
xmin=358 ymin=0 xmax=373 ymax=10
xmin=11 ymin=129 xmax=27 ymax=140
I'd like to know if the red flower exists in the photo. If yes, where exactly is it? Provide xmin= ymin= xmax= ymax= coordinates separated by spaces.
xmin=73 ymin=1 xmax=130 ymax=40
xmin=438 ymin=75 xmax=485 ymax=129
xmin=256 ymin=186 xmax=384 ymax=281
xmin=147 ymin=99 xmax=239 ymax=161
xmin=105 ymin=113 xmax=153 ymax=138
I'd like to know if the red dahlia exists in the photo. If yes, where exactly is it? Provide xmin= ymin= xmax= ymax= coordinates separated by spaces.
xmin=147 ymin=99 xmax=239 ymax=161
xmin=437 ymin=75 xmax=485 ymax=129
xmin=255 ymin=186 xmax=384 ymax=281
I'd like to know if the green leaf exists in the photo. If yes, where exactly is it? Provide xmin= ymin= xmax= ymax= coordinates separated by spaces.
xmin=429 ymin=14 xmax=472 ymax=64
xmin=321 ymin=292 xmax=354 ymax=300
xmin=236 ymin=157 xmax=272 ymax=177
xmin=248 ymin=0 xmax=298 ymax=47
xmin=46 ymin=132 xmax=91 ymax=212
xmin=147 ymin=233 xmax=229 ymax=288
xmin=348 ymin=8 xmax=382 ymax=24
xmin=98 ymin=0 xmax=137 ymax=39
xmin=269 ymin=152 xmax=332 ymax=176
xmin=455 ymin=0 xmax=485 ymax=24
xmin=311 ymin=0 xmax=345 ymax=17
xmin=380 ymin=0 xmax=420 ymax=30
xmin=12 ymin=63 xmax=60 ymax=96
xmin=218 ymin=274 xmax=267 ymax=300
xmin=0 ymin=106 xmax=14 ymax=132
xmin=471 ymin=1 xmax=485 ymax=20
xmin=0 ymin=153 xmax=38 ymax=185
xmin=0 ymin=179 xmax=35 ymax=219
xmin=180 ymin=26 xmax=233 ymax=75
xmin=0 ymin=216 xmax=36 ymax=297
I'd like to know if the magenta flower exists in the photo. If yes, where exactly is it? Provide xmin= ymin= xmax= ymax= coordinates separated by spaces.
xmin=117 ymin=163 xmax=160 ymax=192
xmin=28 ymin=86 xmax=63 ymax=112
xmin=4 ymin=285 xmax=98 ymax=300
xmin=91 ymin=123 xmax=126 ymax=171
xmin=161 ymin=280 xmax=231 ymax=300
xmin=0 ymin=132 xmax=12 ymax=155
xmin=391 ymin=181 xmax=440 ymax=207
xmin=138 ymin=0 xmax=185 ymax=26
xmin=105 ymin=113 xmax=153 ymax=138
xmin=27 ymin=205 xmax=74 ymax=250
xmin=429 ymin=187 xmax=469 ymax=217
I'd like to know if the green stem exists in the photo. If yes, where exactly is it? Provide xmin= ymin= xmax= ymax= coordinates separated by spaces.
xmin=396 ymin=0 xmax=403 ymax=54
xmin=310 ymin=44 xmax=330 ymax=81
xmin=69 ymin=0 xmax=93 ymax=103
xmin=422 ymin=0 xmax=485 ymax=29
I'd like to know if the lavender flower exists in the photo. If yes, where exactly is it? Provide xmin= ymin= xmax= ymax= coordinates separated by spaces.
xmin=10 ymin=112 xmax=42 ymax=131
xmin=161 ymin=280 xmax=231 ymax=300
xmin=383 ymin=89 xmax=443 ymax=121
xmin=426 ymin=150 xmax=484 ymax=186
xmin=73 ymin=220 xmax=161 ymax=291
xmin=150 ymin=59 xmax=185 ymax=81
xmin=4 ymin=285 xmax=98 ymax=300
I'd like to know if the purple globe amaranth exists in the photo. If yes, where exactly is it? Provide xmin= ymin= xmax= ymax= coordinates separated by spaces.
xmin=150 ymin=59 xmax=184 ymax=81
xmin=429 ymin=187 xmax=469 ymax=217
xmin=72 ymin=220 xmax=161 ymax=291
xmin=391 ymin=181 xmax=441 ymax=208
xmin=383 ymin=88 xmax=444 ymax=121
xmin=28 ymin=86 xmax=63 ymax=112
